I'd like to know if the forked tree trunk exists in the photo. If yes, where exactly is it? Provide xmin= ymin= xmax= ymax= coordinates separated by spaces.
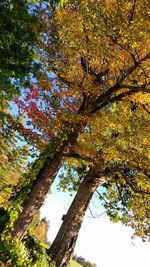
xmin=12 ymin=123 xmax=84 ymax=241
xmin=48 ymin=165 xmax=108 ymax=267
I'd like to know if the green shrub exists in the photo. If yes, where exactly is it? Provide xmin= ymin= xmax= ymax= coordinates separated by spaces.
xmin=0 ymin=235 xmax=55 ymax=267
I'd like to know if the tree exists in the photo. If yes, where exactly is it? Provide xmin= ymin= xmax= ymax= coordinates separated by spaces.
xmin=0 ymin=111 xmax=29 ymax=206
xmin=0 ymin=0 xmax=40 ymax=104
xmin=48 ymin=163 xmax=110 ymax=267
xmin=48 ymin=159 xmax=149 ymax=266
xmin=73 ymin=255 xmax=95 ymax=267
xmin=29 ymin=212 xmax=49 ymax=244
xmin=10 ymin=122 xmax=85 ymax=240
xmin=10 ymin=0 xmax=150 ymax=240
xmin=47 ymin=101 xmax=150 ymax=266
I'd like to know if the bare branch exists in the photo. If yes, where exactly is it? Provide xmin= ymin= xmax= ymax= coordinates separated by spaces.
xmin=87 ymin=206 xmax=106 ymax=218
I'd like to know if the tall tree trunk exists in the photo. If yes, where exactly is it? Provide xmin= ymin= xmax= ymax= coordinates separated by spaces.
xmin=48 ymin=165 xmax=108 ymax=267
xmin=12 ymin=123 xmax=85 ymax=241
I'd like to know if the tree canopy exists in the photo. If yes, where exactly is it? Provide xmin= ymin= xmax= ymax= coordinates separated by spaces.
xmin=0 ymin=0 xmax=150 ymax=266
xmin=15 ymin=0 xmax=150 ymax=143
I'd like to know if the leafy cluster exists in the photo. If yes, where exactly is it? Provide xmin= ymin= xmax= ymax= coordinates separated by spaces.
xmin=0 ymin=0 xmax=40 ymax=103
xmin=0 ymin=112 xmax=30 ymax=206
xmin=9 ymin=133 xmax=68 ymax=205
xmin=0 ymin=209 xmax=51 ymax=267
xmin=0 ymin=235 xmax=55 ymax=267
xmin=98 ymin=168 xmax=150 ymax=240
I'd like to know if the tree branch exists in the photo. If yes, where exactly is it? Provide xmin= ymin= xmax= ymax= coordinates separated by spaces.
xmin=66 ymin=152 xmax=94 ymax=163
xmin=128 ymin=0 xmax=137 ymax=26
xmin=92 ymin=52 xmax=150 ymax=113
xmin=87 ymin=206 xmax=106 ymax=218
xmin=121 ymin=173 xmax=150 ymax=196
xmin=92 ymin=86 xmax=150 ymax=112
xmin=119 ymin=84 xmax=150 ymax=91
xmin=96 ymin=189 xmax=117 ymax=210
xmin=115 ymin=180 xmax=126 ymax=206
xmin=141 ymin=104 xmax=150 ymax=115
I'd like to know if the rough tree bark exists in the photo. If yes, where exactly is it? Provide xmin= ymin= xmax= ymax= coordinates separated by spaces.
xmin=12 ymin=122 xmax=85 ymax=241
xmin=48 ymin=165 xmax=109 ymax=267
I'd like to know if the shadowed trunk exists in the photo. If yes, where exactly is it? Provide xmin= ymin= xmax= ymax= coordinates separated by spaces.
xmin=12 ymin=123 xmax=85 ymax=241
xmin=48 ymin=165 xmax=108 ymax=267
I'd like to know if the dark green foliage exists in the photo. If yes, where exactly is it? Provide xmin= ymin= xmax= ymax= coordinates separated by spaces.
xmin=0 ymin=234 xmax=54 ymax=267
xmin=0 ymin=0 xmax=38 ymax=102
xmin=0 ymin=208 xmax=10 ymax=234
xmin=24 ymin=235 xmax=47 ymax=263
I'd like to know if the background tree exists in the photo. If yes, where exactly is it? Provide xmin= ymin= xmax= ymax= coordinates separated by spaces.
xmin=73 ymin=255 xmax=96 ymax=267
xmin=29 ymin=212 xmax=50 ymax=245
xmin=0 ymin=111 xmax=29 ymax=206
xmin=0 ymin=0 xmax=40 ymax=103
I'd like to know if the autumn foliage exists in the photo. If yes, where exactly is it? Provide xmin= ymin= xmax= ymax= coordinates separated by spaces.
xmin=1 ymin=0 xmax=150 ymax=266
